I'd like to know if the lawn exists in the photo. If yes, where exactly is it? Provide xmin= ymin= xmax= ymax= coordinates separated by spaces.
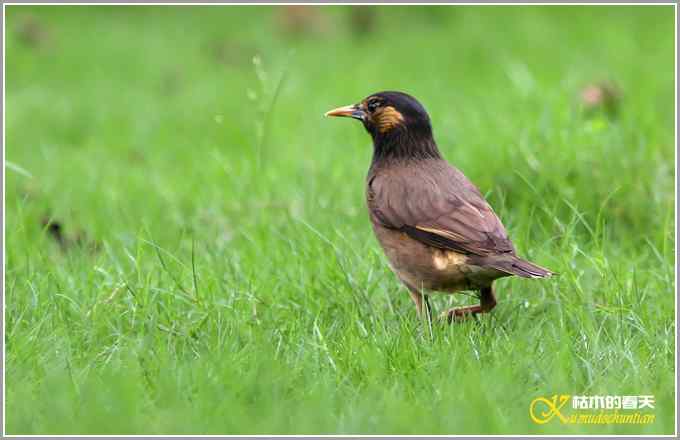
xmin=4 ymin=5 xmax=676 ymax=435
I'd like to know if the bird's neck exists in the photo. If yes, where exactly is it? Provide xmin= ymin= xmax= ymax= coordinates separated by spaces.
xmin=370 ymin=128 xmax=443 ymax=166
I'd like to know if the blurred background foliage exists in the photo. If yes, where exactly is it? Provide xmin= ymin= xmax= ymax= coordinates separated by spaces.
xmin=6 ymin=6 xmax=674 ymax=247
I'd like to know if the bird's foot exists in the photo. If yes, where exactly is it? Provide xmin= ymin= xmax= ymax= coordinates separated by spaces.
xmin=440 ymin=286 xmax=497 ymax=324
xmin=440 ymin=305 xmax=483 ymax=323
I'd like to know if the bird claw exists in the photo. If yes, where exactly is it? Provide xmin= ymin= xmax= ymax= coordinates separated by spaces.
xmin=440 ymin=306 xmax=482 ymax=324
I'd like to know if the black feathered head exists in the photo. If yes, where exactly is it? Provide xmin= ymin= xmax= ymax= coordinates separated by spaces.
xmin=326 ymin=91 xmax=440 ymax=160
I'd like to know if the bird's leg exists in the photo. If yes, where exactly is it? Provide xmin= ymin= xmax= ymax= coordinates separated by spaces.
xmin=407 ymin=284 xmax=434 ymax=339
xmin=406 ymin=283 xmax=432 ymax=322
xmin=441 ymin=285 xmax=497 ymax=323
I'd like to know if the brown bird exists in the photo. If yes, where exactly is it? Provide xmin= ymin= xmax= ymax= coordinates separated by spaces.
xmin=325 ymin=91 xmax=553 ymax=322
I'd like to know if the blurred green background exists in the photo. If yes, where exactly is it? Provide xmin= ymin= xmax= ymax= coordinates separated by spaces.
xmin=5 ymin=5 xmax=675 ymax=435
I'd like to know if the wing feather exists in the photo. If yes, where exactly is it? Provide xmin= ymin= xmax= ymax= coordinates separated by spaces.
xmin=367 ymin=160 xmax=515 ymax=257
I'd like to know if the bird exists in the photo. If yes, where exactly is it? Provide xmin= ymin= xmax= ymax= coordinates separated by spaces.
xmin=325 ymin=91 xmax=553 ymax=322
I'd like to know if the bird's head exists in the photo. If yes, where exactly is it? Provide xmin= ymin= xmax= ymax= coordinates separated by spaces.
xmin=325 ymin=91 xmax=440 ymax=161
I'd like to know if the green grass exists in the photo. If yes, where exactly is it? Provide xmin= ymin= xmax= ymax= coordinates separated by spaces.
xmin=5 ymin=5 xmax=675 ymax=435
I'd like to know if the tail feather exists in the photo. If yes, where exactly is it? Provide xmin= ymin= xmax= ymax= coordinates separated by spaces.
xmin=486 ymin=256 xmax=554 ymax=279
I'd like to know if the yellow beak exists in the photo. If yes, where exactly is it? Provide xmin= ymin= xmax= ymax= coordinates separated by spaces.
xmin=324 ymin=104 xmax=366 ymax=120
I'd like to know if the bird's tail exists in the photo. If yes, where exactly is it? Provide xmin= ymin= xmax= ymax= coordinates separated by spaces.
xmin=484 ymin=256 xmax=554 ymax=279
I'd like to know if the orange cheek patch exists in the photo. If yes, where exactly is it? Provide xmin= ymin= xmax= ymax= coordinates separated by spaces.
xmin=375 ymin=106 xmax=404 ymax=133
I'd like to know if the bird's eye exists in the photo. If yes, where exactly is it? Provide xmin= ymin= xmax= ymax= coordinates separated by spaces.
xmin=367 ymin=100 xmax=380 ymax=112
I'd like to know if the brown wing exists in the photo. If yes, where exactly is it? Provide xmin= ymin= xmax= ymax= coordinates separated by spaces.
xmin=367 ymin=160 xmax=515 ymax=257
